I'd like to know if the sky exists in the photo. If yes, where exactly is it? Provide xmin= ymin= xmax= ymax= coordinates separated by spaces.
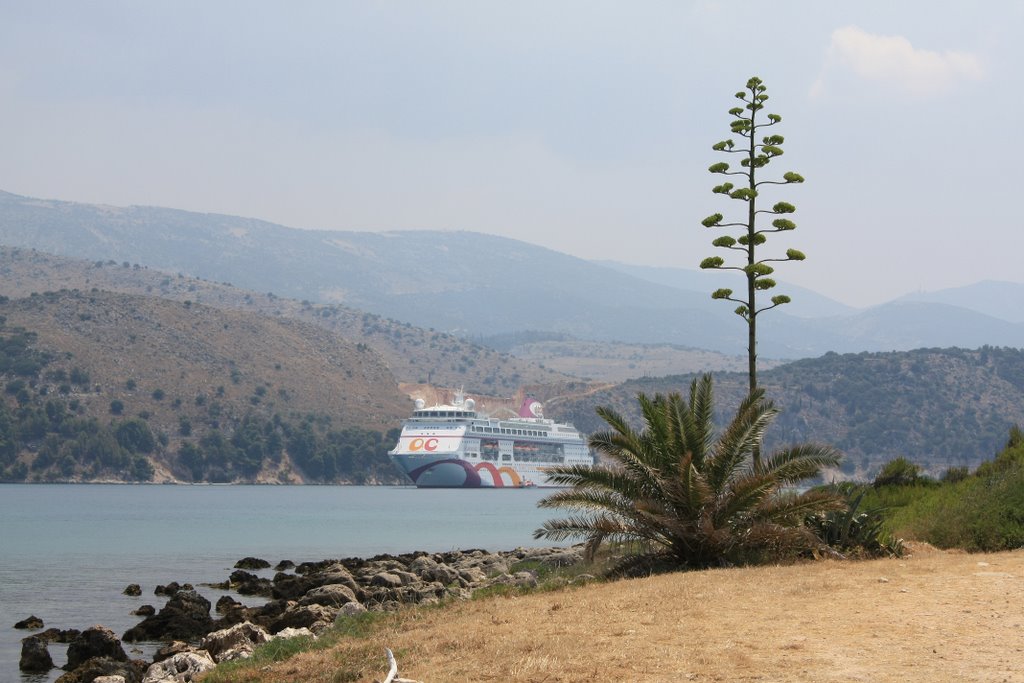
xmin=1 ymin=1 xmax=1021 ymax=308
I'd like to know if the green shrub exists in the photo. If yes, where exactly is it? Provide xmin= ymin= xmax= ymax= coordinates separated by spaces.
xmin=806 ymin=484 xmax=904 ymax=558
xmin=940 ymin=466 xmax=969 ymax=484
xmin=115 ymin=418 xmax=156 ymax=454
xmin=891 ymin=462 xmax=1024 ymax=552
xmin=873 ymin=457 xmax=926 ymax=487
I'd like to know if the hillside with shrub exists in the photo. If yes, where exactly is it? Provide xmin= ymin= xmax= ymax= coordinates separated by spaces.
xmin=0 ymin=246 xmax=578 ymax=396
xmin=549 ymin=347 xmax=1024 ymax=478
xmin=0 ymin=289 xmax=413 ymax=484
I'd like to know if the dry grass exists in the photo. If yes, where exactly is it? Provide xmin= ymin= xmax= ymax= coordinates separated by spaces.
xmin=215 ymin=545 xmax=1024 ymax=683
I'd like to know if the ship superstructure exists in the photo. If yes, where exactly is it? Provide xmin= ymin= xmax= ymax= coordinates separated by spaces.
xmin=389 ymin=393 xmax=593 ymax=488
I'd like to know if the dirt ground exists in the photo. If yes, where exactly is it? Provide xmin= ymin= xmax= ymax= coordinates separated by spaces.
xmin=236 ymin=544 xmax=1024 ymax=683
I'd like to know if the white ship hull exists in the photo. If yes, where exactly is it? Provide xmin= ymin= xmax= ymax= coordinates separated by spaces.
xmin=389 ymin=395 xmax=593 ymax=488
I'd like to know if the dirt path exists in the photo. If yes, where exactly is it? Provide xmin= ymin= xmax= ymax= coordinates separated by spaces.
xmin=230 ymin=545 xmax=1024 ymax=682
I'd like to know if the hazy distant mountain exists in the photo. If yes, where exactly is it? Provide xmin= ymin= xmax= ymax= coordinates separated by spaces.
xmin=594 ymin=260 xmax=858 ymax=318
xmin=550 ymin=346 xmax=1024 ymax=478
xmin=0 ymin=246 xmax=577 ymax=396
xmin=896 ymin=281 xmax=1024 ymax=324
xmin=3 ymin=189 xmax=1023 ymax=357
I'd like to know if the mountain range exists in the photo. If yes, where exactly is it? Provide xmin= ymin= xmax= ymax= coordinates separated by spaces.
xmin=3 ymin=189 xmax=1023 ymax=358
xmin=3 ymin=189 xmax=1024 ymax=484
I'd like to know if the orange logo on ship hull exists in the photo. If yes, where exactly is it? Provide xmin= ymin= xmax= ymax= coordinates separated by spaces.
xmin=473 ymin=462 xmax=521 ymax=487
xmin=408 ymin=438 xmax=439 ymax=452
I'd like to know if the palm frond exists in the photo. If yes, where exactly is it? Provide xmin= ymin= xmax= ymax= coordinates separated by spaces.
xmin=535 ymin=374 xmax=846 ymax=570
xmin=762 ymin=443 xmax=842 ymax=484
xmin=756 ymin=488 xmax=845 ymax=523
xmin=705 ymin=390 xmax=777 ymax=491
xmin=685 ymin=374 xmax=716 ymax=463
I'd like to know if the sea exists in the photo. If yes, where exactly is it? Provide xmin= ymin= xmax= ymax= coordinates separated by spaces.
xmin=0 ymin=484 xmax=561 ymax=682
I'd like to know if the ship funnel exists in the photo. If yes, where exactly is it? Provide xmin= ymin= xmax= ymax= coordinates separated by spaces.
xmin=518 ymin=398 xmax=543 ymax=418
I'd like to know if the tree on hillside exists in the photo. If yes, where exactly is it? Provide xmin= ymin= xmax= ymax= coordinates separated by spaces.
xmin=533 ymin=374 xmax=842 ymax=572
xmin=700 ymin=76 xmax=806 ymax=394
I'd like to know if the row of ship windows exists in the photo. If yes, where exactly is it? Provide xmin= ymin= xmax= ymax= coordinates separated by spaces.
xmin=473 ymin=426 xmax=546 ymax=437
xmin=475 ymin=453 xmax=566 ymax=464
xmin=416 ymin=411 xmax=475 ymax=418
xmin=413 ymin=424 xmax=549 ymax=438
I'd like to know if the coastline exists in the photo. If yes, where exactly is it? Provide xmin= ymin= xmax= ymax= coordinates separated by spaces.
xmin=13 ymin=545 xmax=584 ymax=682
xmin=1 ymin=484 xmax=562 ymax=682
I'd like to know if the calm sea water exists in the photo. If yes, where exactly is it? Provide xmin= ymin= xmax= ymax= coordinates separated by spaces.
xmin=0 ymin=484 xmax=561 ymax=682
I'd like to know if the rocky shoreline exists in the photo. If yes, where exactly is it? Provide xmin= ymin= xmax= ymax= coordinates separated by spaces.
xmin=15 ymin=545 xmax=585 ymax=682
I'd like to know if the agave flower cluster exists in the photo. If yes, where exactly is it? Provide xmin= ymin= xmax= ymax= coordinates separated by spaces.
xmin=534 ymin=374 xmax=844 ymax=570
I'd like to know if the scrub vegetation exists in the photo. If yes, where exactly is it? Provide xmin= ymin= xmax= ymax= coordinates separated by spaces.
xmin=861 ymin=425 xmax=1024 ymax=552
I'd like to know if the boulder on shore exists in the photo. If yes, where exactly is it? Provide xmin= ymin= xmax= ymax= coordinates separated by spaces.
xmin=38 ymin=627 xmax=81 ymax=643
xmin=65 ymin=626 xmax=128 ymax=671
xmin=234 ymin=557 xmax=271 ymax=570
xmin=55 ymin=656 xmax=144 ymax=683
xmin=151 ymin=641 xmax=191 ymax=664
xmin=141 ymin=650 xmax=215 ymax=683
xmin=298 ymin=583 xmax=358 ymax=607
xmin=19 ymin=635 xmax=53 ymax=673
xmin=201 ymin=621 xmax=271 ymax=663
xmin=227 ymin=569 xmax=273 ymax=596
xmin=123 ymin=590 xmax=213 ymax=642
xmin=14 ymin=615 xmax=44 ymax=629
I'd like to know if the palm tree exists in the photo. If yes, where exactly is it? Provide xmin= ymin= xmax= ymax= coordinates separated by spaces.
xmin=534 ymin=374 xmax=844 ymax=571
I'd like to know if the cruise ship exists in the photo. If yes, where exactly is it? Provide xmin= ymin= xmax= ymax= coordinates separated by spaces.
xmin=389 ymin=393 xmax=594 ymax=488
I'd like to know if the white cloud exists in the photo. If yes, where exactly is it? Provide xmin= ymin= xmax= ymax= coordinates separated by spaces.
xmin=812 ymin=26 xmax=985 ymax=98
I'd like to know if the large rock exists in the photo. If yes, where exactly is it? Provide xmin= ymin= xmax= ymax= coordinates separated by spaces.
xmin=123 ymin=590 xmax=213 ymax=642
xmin=517 ymin=546 xmax=583 ymax=568
xmin=152 ymin=641 xmax=191 ymax=663
xmin=19 ymin=635 xmax=53 ymax=673
xmin=141 ymin=651 xmax=216 ymax=683
xmin=271 ymin=563 xmax=359 ymax=600
xmin=39 ymin=627 xmax=81 ymax=643
xmin=66 ymin=626 xmax=128 ymax=671
xmin=369 ymin=572 xmax=404 ymax=589
xmin=336 ymin=601 xmax=367 ymax=619
xmin=153 ymin=582 xmax=181 ymax=597
xmin=494 ymin=571 xmax=539 ymax=589
xmin=268 ymin=604 xmax=335 ymax=634
xmin=123 ymin=584 xmax=142 ymax=596
xmin=234 ymin=557 xmax=270 ymax=570
xmin=201 ymin=622 xmax=270 ymax=663
xmin=409 ymin=556 xmax=460 ymax=585
xmin=56 ymin=657 xmax=144 ymax=683
xmin=455 ymin=551 xmax=508 ymax=577
xmin=457 ymin=566 xmax=488 ymax=585
xmin=15 ymin=615 xmax=44 ymax=629
xmin=227 ymin=569 xmax=273 ymax=596
xmin=273 ymin=627 xmax=315 ymax=640
xmin=298 ymin=583 xmax=358 ymax=607
xmin=215 ymin=595 xmax=242 ymax=614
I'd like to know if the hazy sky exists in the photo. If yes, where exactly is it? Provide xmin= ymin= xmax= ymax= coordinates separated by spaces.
xmin=2 ymin=2 xmax=1021 ymax=307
